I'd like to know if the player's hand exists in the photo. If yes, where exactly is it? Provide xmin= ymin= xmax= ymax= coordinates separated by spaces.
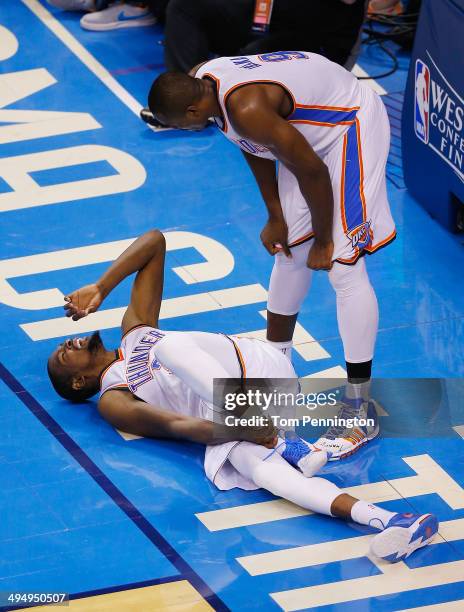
xmin=64 ymin=283 xmax=104 ymax=321
xmin=307 ymin=239 xmax=334 ymax=270
xmin=245 ymin=418 xmax=278 ymax=448
xmin=260 ymin=217 xmax=291 ymax=257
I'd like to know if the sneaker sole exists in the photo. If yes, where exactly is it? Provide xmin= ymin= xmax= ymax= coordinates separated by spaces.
xmin=326 ymin=425 xmax=380 ymax=461
xmin=81 ymin=18 xmax=157 ymax=31
xmin=370 ymin=514 xmax=439 ymax=562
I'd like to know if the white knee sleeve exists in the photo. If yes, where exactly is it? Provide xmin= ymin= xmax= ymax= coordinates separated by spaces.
xmin=267 ymin=242 xmax=313 ymax=316
xmin=328 ymin=258 xmax=379 ymax=363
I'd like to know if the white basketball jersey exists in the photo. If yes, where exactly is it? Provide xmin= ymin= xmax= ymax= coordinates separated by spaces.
xmin=196 ymin=51 xmax=362 ymax=159
xmin=99 ymin=325 xmax=205 ymax=418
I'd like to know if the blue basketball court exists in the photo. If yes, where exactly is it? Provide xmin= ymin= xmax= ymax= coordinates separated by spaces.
xmin=1 ymin=1 xmax=464 ymax=610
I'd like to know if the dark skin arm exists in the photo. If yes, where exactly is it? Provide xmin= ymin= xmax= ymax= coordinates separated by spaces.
xmin=99 ymin=390 xmax=278 ymax=447
xmin=241 ymin=151 xmax=291 ymax=257
xmin=64 ymin=229 xmax=165 ymax=335
xmin=64 ymin=231 xmax=278 ymax=447
xmin=228 ymin=84 xmax=334 ymax=270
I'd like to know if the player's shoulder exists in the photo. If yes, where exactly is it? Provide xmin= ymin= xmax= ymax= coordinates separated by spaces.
xmin=189 ymin=60 xmax=209 ymax=77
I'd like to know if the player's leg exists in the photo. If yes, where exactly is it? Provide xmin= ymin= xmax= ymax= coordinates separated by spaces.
xmin=314 ymin=88 xmax=395 ymax=459
xmin=329 ymin=256 xmax=378 ymax=394
xmin=313 ymin=257 xmax=380 ymax=458
xmin=267 ymin=241 xmax=313 ymax=358
xmin=155 ymin=331 xmax=240 ymax=404
xmin=229 ymin=441 xmax=438 ymax=562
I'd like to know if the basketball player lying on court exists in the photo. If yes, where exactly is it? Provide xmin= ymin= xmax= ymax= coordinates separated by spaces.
xmin=47 ymin=230 xmax=437 ymax=563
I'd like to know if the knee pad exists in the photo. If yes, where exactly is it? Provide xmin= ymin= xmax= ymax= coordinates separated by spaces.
xmin=268 ymin=244 xmax=313 ymax=316
xmin=329 ymin=258 xmax=371 ymax=297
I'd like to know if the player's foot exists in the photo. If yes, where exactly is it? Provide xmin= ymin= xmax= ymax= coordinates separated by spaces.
xmin=281 ymin=433 xmax=329 ymax=477
xmin=370 ymin=512 xmax=439 ymax=562
xmin=314 ymin=397 xmax=379 ymax=461
xmin=80 ymin=3 xmax=157 ymax=31
xmin=47 ymin=0 xmax=94 ymax=10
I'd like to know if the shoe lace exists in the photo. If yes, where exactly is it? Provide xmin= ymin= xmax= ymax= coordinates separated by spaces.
xmin=324 ymin=398 xmax=365 ymax=440
xmin=281 ymin=435 xmax=310 ymax=465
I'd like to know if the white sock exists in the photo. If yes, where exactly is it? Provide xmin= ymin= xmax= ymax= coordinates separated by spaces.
xmin=267 ymin=339 xmax=293 ymax=360
xmin=345 ymin=380 xmax=371 ymax=402
xmin=351 ymin=500 xmax=396 ymax=530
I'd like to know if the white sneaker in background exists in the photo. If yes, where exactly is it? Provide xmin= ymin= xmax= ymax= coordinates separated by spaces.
xmin=80 ymin=3 xmax=157 ymax=31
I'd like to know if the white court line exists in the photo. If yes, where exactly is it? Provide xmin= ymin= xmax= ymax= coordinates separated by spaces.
xmin=236 ymin=310 xmax=330 ymax=362
xmin=352 ymin=63 xmax=388 ymax=96
xmin=21 ymin=283 xmax=268 ymax=340
xmin=238 ymin=518 xmax=464 ymax=575
xmin=453 ymin=425 xmax=464 ymax=439
xmin=22 ymin=0 xmax=143 ymax=116
xmin=400 ymin=600 xmax=464 ymax=611
xmin=304 ymin=365 xmax=346 ymax=379
xmin=272 ymin=560 xmax=464 ymax=611
xmin=196 ymin=455 xmax=464 ymax=531
xmin=23 ymin=2 xmax=387 ymax=120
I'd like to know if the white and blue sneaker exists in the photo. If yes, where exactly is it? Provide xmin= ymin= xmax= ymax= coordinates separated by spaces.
xmin=281 ymin=433 xmax=329 ymax=477
xmin=370 ymin=512 xmax=439 ymax=563
xmin=80 ymin=2 xmax=157 ymax=31
xmin=315 ymin=397 xmax=380 ymax=461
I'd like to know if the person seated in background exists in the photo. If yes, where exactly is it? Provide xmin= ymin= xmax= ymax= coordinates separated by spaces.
xmin=163 ymin=0 xmax=367 ymax=74
xmin=46 ymin=0 xmax=158 ymax=31
xmin=141 ymin=0 xmax=368 ymax=130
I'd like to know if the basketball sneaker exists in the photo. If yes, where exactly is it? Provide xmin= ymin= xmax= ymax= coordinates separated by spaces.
xmin=81 ymin=3 xmax=157 ymax=31
xmin=314 ymin=397 xmax=380 ymax=460
xmin=281 ymin=432 xmax=329 ymax=477
xmin=370 ymin=512 xmax=439 ymax=562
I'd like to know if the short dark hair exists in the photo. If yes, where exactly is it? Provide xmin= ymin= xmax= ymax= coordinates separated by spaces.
xmin=148 ymin=72 xmax=201 ymax=121
xmin=47 ymin=359 xmax=98 ymax=402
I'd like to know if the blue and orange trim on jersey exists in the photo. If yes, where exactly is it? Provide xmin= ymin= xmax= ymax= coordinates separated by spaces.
xmin=209 ymin=77 xmax=297 ymax=134
xmin=288 ymin=115 xmax=396 ymax=263
xmin=121 ymin=323 xmax=153 ymax=341
xmin=224 ymin=335 xmax=247 ymax=380
xmin=288 ymin=231 xmax=315 ymax=248
xmin=99 ymin=348 xmax=124 ymax=390
xmin=340 ymin=118 xmax=367 ymax=236
xmin=288 ymin=104 xmax=360 ymax=128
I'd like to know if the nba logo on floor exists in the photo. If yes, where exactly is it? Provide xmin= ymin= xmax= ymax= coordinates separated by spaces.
xmin=414 ymin=59 xmax=430 ymax=144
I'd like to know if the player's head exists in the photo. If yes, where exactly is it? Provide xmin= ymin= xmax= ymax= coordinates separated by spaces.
xmin=47 ymin=331 xmax=105 ymax=402
xmin=148 ymin=72 xmax=215 ymax=130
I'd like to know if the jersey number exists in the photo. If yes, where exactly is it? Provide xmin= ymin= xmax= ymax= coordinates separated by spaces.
xmin=258 ymin=51 xmax=308 ymax=63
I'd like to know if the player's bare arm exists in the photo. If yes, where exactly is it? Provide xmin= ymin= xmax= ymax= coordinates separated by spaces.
xmin=228 ymin=85 xmax=334 ymax=270
xmin=99 ymin=389 xmax=277 ymax=447
xmin=241 ymin=151 xmax=291 ymax=256
xmin=64 ymin=229 xmax=166 ymax=334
